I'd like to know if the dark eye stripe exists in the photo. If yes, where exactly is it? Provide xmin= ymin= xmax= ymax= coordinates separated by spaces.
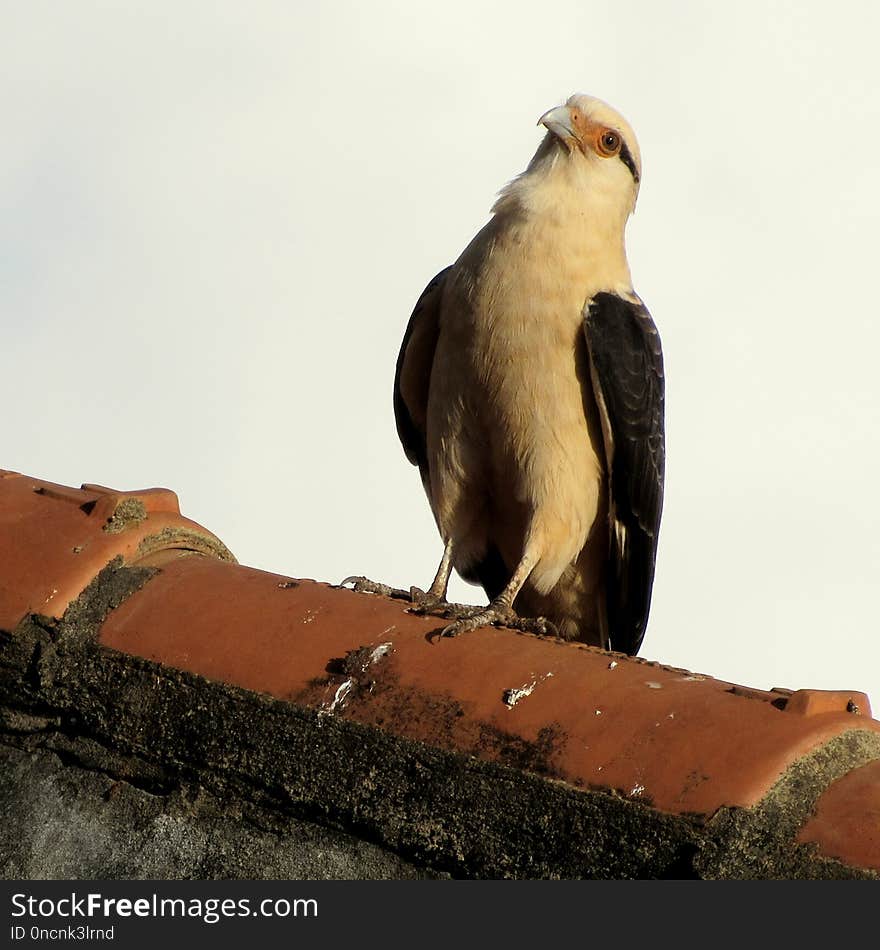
xmin=618 ymin=141 xmax=639 ymax=183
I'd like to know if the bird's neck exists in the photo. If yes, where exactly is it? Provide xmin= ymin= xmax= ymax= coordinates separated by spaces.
xmin=491 ymin=150 xmax=635 ymax=297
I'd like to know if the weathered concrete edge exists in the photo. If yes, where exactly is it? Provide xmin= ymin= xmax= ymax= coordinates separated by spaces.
xmin=0 ymin=739 xmax=439 ymax=880
xmin=1 ymin=561 xmax=876 ymax=879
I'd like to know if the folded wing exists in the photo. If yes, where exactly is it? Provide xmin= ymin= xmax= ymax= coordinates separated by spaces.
xmin=584 ymin=292 xmax=665 ymax=655
xmin=393 ymin=268 xmax=451 ymax=481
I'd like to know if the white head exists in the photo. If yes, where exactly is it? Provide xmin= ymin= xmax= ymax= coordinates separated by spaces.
xmin=539 ymin=95 xmax=640 ymax=194
xmin=495 ymin=94 xmax=641 ymax=223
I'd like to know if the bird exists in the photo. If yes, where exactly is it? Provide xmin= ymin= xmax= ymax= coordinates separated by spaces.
xmin=363 ymin=94 xmax=664 ymax=655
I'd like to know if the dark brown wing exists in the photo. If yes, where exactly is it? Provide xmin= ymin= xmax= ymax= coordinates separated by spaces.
xmin=584 ymin=292 xmax=665 ymax=656
xmin=393 ymin=267 xmax=451 ymax=480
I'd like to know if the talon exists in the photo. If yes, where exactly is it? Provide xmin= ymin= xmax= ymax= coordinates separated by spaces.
xmin=439 ymin=614 xmax=489 ymax=637
xmin=433 ymin=604 xmax=559 ymax=640
xmin=339 ymin=576 xmax=405 ymax=599
xmin=409 ymin=586 xmax=447 ymax=611
xmin=521 ymin=616 xmax=560 ymax=638
xmin=436 ymin=604 xmax=515 ymax=638
xmin=339 ymin=575 xmax=392 ymax=595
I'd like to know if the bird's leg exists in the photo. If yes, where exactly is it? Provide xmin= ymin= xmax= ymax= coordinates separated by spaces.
xmin=439 ymin=552 xmax=555 ymax=638
xmin=427 ymin=537 xmax=455 ymax=599
xmin=342 ymin=539 xmax=456 ymax=607
xmin=408 ymin=538 xmax=454 ymax=609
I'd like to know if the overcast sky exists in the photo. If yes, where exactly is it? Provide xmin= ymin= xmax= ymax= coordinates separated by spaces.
xmin=3 ymin=1 xmax=879 ymax=708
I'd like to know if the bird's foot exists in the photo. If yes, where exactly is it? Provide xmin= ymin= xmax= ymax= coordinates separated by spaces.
xmin=340 ymin=577 xmax=453 ymax=610
xmin=509 ymin=615 xmax=560 ymax=638
xmin=341 ymin=578 xmax=557 ymax=639
xmin=406 ymin=587 xmax=450 ymax=613
xmin=436 ymin=601 xmax=558 ymax=639
xmin=339 ymin=576 xmax=412 ymax=601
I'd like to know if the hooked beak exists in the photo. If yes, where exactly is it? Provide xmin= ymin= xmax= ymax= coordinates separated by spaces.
xmin=538 ymin=105 xmax=576 ymax=146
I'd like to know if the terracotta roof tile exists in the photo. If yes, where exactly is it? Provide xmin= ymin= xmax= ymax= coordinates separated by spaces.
xmin=796 ymin=759 xmax=880 ymax=871
xmin=0 ymin=469 xmax=233 ymax=630
xmin=98 ymin=556 xmax=880 ymax=817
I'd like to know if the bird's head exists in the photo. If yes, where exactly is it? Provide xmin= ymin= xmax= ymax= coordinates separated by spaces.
xmin=533 ymin=94 xmax=641 ymax=212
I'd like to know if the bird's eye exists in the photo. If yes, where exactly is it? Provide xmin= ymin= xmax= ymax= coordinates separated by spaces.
xmin=597 ymin=130 xmax=621 ymax=156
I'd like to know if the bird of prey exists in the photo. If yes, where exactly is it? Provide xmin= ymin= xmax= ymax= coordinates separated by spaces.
xmin=375 ymin=94 xmax=663 ymax=655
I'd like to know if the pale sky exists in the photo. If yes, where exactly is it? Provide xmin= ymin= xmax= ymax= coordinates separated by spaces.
xmin=3 ymin=1 xmax=879 ymax=708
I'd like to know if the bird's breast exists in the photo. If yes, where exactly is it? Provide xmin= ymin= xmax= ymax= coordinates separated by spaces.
xmin=460 ymin=252 xmax=606 ymax=577
xmin=428 ymin=211 xmax=620 ymax=589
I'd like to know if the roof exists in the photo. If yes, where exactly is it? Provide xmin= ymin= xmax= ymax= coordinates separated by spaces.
xmin=1 ymin=468 xmax=878 ymax=878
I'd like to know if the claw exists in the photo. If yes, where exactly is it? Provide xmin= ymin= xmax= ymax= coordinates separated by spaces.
xmin=438 ymin=616 xmax=487 ymax=638
xmin=519 ymin=616 xmax=561 ymax=638
xmin=438 ymin=606 xmax=560 ymax=640
xmin=341 ymin=577 xmax=559 ymax=640
xmin=340 ymin=576 xmax=404 ymax=598
xmin=406 ymin=586 xmax=449 ymax=613
xmin=437 ymin=603 xmax=516 ymax=638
